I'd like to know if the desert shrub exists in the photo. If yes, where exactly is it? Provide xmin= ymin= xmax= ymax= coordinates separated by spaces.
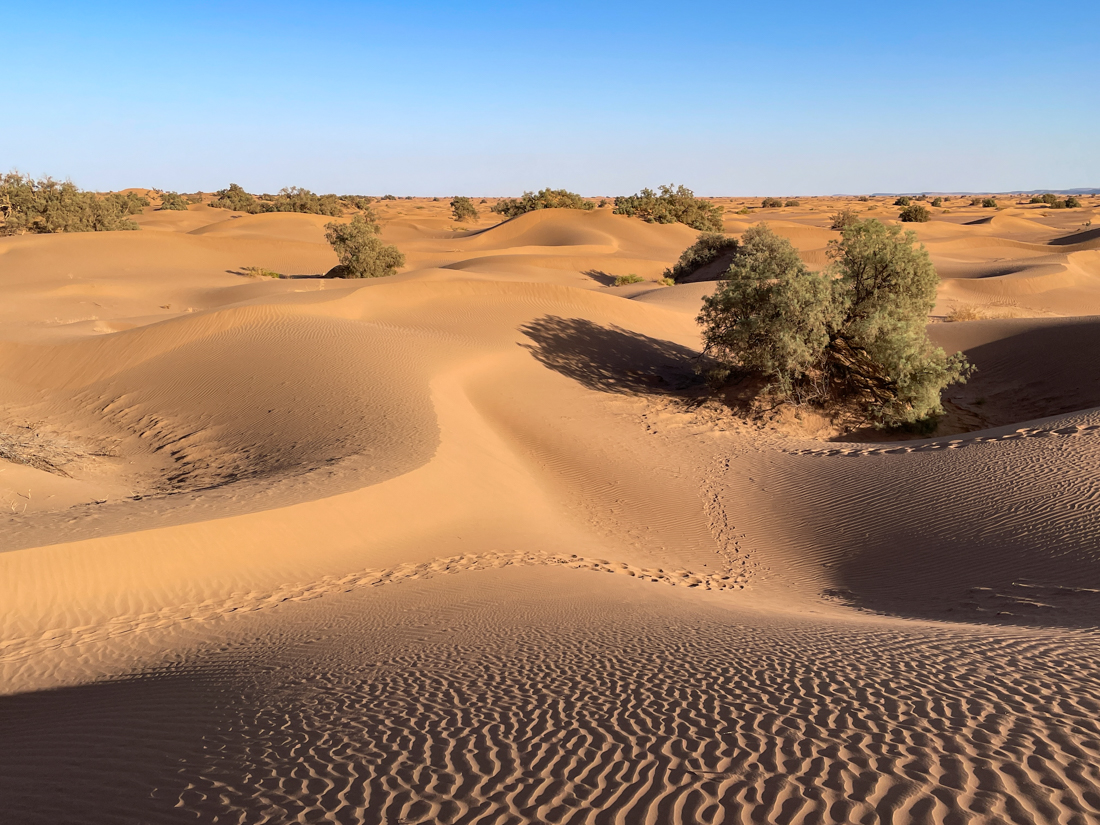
xmin=381 ymin=194 xmax=397 ymax=201
xmin=1032 ymin=193 xmax=1060 ymax=205
xmin=899 ymin=204 xmax=931 ymax=222
xmin=663 ymin=232 xmax=740 ymax=283
xmin=479 ymin=198 xmax=487 ymax=204
xmin=931 ymin=197 xmax=944 ymax=207
xmin=341 ymin=195 xmax=374 ymax=211
xmin=613 ymin=184 xmax=723 ymax=231
xmin=597 ymin=199 xmax=608 ymax=207
xmin=270 ymin=187 xmax=344 ymax=216
xmin=915 ymin=195 xmax=927 ymax=202
xmin=210 ymin=183 xmax=261 ymax=213
xmin=613 ymin=274 xmax=645 ymax=286
xmin=491 ymin=188 xmax=595 ymax=219
xmin=946 ymin=304 xmax=986 ymax=322
xmin=894 ymin=196 xmax=911 ymax=207
xmin=323 ymin=215 xmax=404 ymax=278
xmin=737 ymin=207 xmax=750 ymax=215
xmin=785 ymin=199 xmax=800 ymax=207
xmin=241 ymin=266 xmax=282 ymax=279
xmin=159 ymin=191 xmax=189 ymax=211
xmin=830 ymin=207 xmax=860 ymax=231
xmin=760 ymin=197 xmax=784 ymax=208
xmin=658 ymin=277 xmax=675 ymax=286
xmin=858 ymin=196 xmax=870 ymax=202
xmin=0 ymin=173 xmax=143 ymax=234
xmin=698 ymin=219 xmax=971 ymax=426
xmin=1065 ymin=196 xmax=1082 ymax=208
xmin=450 ymin=196 xmax=478 ymax=222
xmin=982 ymin=197 xmax=998 ymax=208
xmin=970 ymin=197 xmax=984 ymax=206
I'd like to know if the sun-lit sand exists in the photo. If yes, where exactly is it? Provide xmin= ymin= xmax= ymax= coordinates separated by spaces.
xmin=2 ymin=194 xmax=1099 ymax=823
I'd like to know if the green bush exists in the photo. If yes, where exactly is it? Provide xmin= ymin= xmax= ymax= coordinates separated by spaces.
xmin=450 ymin=196 xmax=478 ymax=222
xmin=241 ymin=266 xmax=282 ymax=279
xmin=982 ymin=197 xmax=998 ymax=208
xmin=663 ymin=232 xmax=740 ymax=283
xmin=970 ymin=197 xmax=984 ymax=206
xmin=736 ymin=207 xmax=750 ymax=215
xmin=785 ymin=199 xmax=800 ymax=207
xmin=381 ymin=194 xmax=398 ymax=201
xmin=894 ymin=196 xmax=911 ymax=207
xmin=931 ymin=197 xmax=944 ymax=207
xmin=209 ymin=184 xmax=346 ymax=216
xmin=323 ymin=215 xmax=404 ymax=278
xmin=1065 ymin=196 xmax=1082 ymax=208
xmin=613 ymin=274 xmax=645 ymax=286
xmin=760 ymin=197 xmax=784 ymax=208
xmin=899 ymin=204 xmax=931 ymax=222
xmin=210 ymin=183 xmax=260 ymax=212
xmin=697 ymin=220 xmax=971 ymax=426
xmin=858 ymin=196 xmax=870 ymax=202
xmin=0 ymin=173 xmax=144 ymax=234
xmin=491 ymin=188 xmax=595 ymax=219
xmin=613 ymin=184 xmax=723 ymax=231
xmin=158 ymin=191 xmax=189 ymax=211
xmin=830 ymin=208 xmax=860 ymax=231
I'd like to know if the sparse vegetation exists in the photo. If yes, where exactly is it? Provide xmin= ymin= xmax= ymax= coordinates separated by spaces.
xmin=209 ymin=184 xmax=347 ymax=216
xmin=830 ymin=208 xmax=860 ymax=231
xmin=785 ymin=199 xmax=800 ymax=207
xmin=612 ymin=184 xmax=724 ymax=231
xmin=491 ymin=188 xmax=595 ymax=219
xmin=450 ymin=196 xmax=478 ymax=222
xmin=697 ymin=219 xmax=971 ymax=427
xmin=970 ymin=197 xmax=984 ymax=207
xmin=241 ymin=266 xmax=282 ymax=279
xmin=737 ymin=207 xmax=751 ymax=215
xmin=158 ymin=191 xmax=189 ymax=211
xmin=931 ymin=197 xmax=944 ymax=207
xmin=663 ymin=232 xmax=740 ymax=283
xmin=982 ymin=198 xmax=998 ymax=208
xmin=899 ymin=204 xmax=931 ymax=222
xmin=760 ymin=197 xmax=783 ymax=209
xmin=1 ymin=173 xmax=146 ymax=235
xmin=381 ymin=194 xmax=398 ymax=201
xmin=658 ymin=277 xmax=675 ymax=287
xmin=858 ymin=196 xmax=870 ymax=202
xmin=894 ymin=196 xmax=911 ymax=207
xmin=323 ymin=214 xmax=404 ymax=278
xmin=613 ymin=274 xmax=646 ymax=286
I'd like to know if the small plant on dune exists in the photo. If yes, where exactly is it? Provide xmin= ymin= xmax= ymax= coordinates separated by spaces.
xmin=760 ymin=197 xmax=784 ymax=209
xmin=479 ymin=198 xmax=488 ymax=204
xmin=450 ymin=196 xmax=478 ymax=222
xmin=898 ymin=204 xmax=931 ymax=222
xmin=946 ymin=304 xmax=986 ymax=322
xmin=697 ymin=219 xmax=971 ymax=427
xmin=785 ymin=199 xmax=800 ymax=207
xmin=613 ymin=184 xmax=724 ymax=231
xmin=737 ymin=207 xmax=751 ymax=215
xmin=858 ymin=196 xmax=870 ymax=202
xmin=1 ymin=173 xmax=144 ymax=234
xmin=323 ymin=214 xmax=405 ymax=278
xmin=597 ymin=198 xmax=608 ymax=208
xmin=158 ymin=191 xmax=189 ymax=211
xmin=613 ymin=274 xmax=646 ymax=286
xmin=491 ymin=188 xmax=595 ymax=219
xmin=982 ymin=197 xmax=998 ymax=208
xmin=931 ymin=197 xmax=944 ymax=207
xmin=663 ymin=232 xmax=740 ymax=283
xmin=894 ymin=196 xmax=911 ymax=207
xmin=241 ymin=266 xmax=283 ymax=279
xmin=970 ymin=197 xmax=984 ymax=207
xmin=658 ymin=276 xmax=676 ymax=286
xmin=830 ymin=207 xmax=860 ymax=231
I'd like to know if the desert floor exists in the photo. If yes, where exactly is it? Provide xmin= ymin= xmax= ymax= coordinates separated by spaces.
xmin=2 ymin=194 xmax=1099 ymax=824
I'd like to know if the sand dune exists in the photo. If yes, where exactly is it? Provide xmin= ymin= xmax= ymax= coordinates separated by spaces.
xmin=2 ymin=196 xmax=1100 ymax=824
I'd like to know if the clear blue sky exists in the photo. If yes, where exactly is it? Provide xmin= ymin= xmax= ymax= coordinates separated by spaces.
xmin=4 ymin=1 xmax=1097 ymax=195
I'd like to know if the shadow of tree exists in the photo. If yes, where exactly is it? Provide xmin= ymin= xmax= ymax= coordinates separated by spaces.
xmin=519 ymin=316 xmax=703 ymax=395
xmin=582 ymin=269 xmax=616 ymax=286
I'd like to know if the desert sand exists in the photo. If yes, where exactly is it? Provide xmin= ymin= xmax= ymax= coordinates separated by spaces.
xmin=2 ymin=194 xmax=1099 ymax=824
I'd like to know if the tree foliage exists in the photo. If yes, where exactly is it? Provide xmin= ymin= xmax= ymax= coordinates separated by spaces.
xmin=450 ymin=196 xmax=478 ymax=222
xmin=697 ymin=220 xmax=971 ymax=427
xmin=323 ymin=214 xmax=404 ymax=278
xmin=830 ymin=207 xmax=860 ymax=231
xmin=894 ymin=196 xmax=912 ymax=207
xmin=158 ymin=191 xmax=189 ymax=211
xmin=209 ymin=184 xmax=362 ymax=216
xmin=1 ymin=173 xmax=146 ymax=235
xmin=663 ymin=232 xmax=740 ymax=283
xmin=613 ymin=184 xmax=724 ymax=231
xmin=760 ymin=197 xmax=783 ymax=208
xmin=982 ymin=197 xmax=998 ymax=208
xmin=491 ymin=188 xmax=595 ymax=219
xmin=898 ymin=204 xmax=931 ymax=222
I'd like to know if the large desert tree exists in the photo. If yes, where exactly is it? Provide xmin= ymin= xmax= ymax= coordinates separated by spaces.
xmin=697 ymin=220 xmax=971 ymax=426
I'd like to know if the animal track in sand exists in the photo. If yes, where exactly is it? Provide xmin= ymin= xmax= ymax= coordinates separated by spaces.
xmin=0 ymin=552 xmax=749 ymax=665
xmin=788 ymin=422 xmax=1100 ymax=458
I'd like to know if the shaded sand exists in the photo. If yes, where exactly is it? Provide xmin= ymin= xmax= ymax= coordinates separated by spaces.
xmin=2 ymin=195 xmax=1100 ymax=824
